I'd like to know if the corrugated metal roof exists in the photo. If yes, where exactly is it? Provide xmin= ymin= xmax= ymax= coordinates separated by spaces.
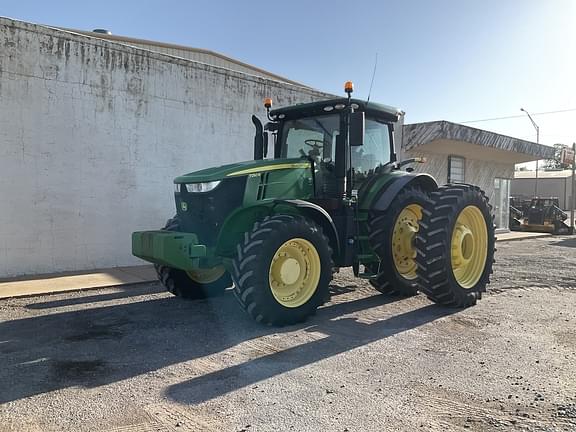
xmin=403 ymin=120 xmax=554 ymax=159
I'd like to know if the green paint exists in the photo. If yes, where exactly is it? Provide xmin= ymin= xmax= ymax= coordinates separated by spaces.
xmin=132 ymin=230 xmax=206 ymax=270
xmin=174 ymin=158 xmax=310 ymax=184
xmin=357 ymin=170 xmax=408 ymax=210
xmin=243 ymin=167 xmax=313 ymax=206
xmin=215 ymin=202 xmax=305 ymax=257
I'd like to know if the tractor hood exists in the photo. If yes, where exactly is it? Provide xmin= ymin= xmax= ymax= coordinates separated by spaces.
xmin=174 ymin=158 xmax=311 ymax=184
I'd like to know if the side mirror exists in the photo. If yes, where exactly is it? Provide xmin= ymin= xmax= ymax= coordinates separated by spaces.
xmin=350 ymin=111 xmax=365 ymax=146
xmin=252 ymin=115 xmax=264 ymax=160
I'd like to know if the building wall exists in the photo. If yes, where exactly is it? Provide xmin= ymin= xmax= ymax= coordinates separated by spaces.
xmin=511 ymin=177 xmax=572 ymax=209
xmin=0 ymin=18 xmax=330 ymax=277
xmin=117 ymin=42 xmax=292 ymax=83
xmin=62 ymin=28 xmax=303 ymax=86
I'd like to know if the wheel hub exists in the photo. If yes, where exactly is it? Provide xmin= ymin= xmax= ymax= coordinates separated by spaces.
xmin=391 ymin=204 xmax=422 ymax=280
xmin=450 ymin=206 xmax=488 ymax=289
xmin=451 ymin=224 xmax=474 ymax=267
xmin=269 ymin=238 xmax=321 ymax=308
xmin=279 ymin=257 xmax=301 ymax=285
xmin=186 ymin=266 xmax=226 ymax=284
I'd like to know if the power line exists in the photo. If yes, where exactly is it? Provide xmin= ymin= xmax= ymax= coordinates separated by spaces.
xmin=459 ymin=108 xmax=576 ymax=124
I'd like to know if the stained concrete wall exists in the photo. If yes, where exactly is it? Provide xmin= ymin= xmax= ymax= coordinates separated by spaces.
xmin=0 ymin=18 xmax=330 ymax=277
xmin=59 ymin=28 xmax=306 ymax=87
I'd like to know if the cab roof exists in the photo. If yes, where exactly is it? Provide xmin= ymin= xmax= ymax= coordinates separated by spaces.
xmin=270 ymin=98 xmax=402 ymax=122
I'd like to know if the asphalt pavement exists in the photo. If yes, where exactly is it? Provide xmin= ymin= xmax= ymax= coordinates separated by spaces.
xmin=1 ymin=236 xmax=575 ymax=432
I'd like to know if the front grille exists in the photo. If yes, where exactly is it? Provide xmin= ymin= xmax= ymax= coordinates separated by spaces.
xmin=175 ymin=176 xmax=247 ymax=245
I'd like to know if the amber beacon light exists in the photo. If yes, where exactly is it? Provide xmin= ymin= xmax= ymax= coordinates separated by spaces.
xmin=344 ymin=81 xmax=354 ymax=94
xmin=264 ymin=98 xmax=273 ymax=109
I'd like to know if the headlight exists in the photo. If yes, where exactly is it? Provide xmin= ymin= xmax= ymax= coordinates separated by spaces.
xmin=184 ymin=181 xmax=221 ymax=193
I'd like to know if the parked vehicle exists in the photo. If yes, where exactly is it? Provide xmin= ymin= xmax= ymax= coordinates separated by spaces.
xmin=132 ymin=82 xmax=495 ymax=326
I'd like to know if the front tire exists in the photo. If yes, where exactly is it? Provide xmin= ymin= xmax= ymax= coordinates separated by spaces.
xmin=231 ymin=214 xmax=333 ymax=326
xmin=367 ymin=187 xmax=429 ymax=297
xmin=415 ymin=184 xmax=495 ymax=307
xmin=155 ymin=217 xmax=232 ymax=299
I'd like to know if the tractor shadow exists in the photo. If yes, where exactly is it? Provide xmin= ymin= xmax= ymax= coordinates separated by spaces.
xmin=549 ymin=237 xmax=576 ymax=248
xmin=0 ymin=282 xmax=454 ymax=404
xmin=165 ymin=302 xmax=451 ymax=405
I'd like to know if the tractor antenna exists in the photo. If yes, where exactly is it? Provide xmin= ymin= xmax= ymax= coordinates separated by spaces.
xmin=366 ymin=53 xmax=378 ymax=103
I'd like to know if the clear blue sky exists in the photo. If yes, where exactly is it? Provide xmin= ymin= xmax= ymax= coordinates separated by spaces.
xmin=4 ymin=0 xmax=575 ymax=148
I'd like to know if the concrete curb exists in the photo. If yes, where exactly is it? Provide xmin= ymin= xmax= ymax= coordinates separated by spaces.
xmin=0 ymin=265 xmax=156 ymax=299
xmin=495 ymin=232 xmax=552 ymax=242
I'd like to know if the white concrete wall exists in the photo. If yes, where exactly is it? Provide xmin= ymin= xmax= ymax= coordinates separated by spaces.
xmin=60 ymin=28 xmax=304 ymax=86
xmin=0 ymin=18 xmax=330 ymax=277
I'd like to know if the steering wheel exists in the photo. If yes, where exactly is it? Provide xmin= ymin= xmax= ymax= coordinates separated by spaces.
xmin=304 ymin=139 xmax=324 ymax=149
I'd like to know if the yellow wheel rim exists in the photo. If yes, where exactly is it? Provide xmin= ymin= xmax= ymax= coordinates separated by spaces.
xmin=392 ymin=203 xmax=423 ymax=280
xmin=268 ymin=238 xmax=321 ymax=308
xmin=451 ymin=206 xmax=488 ymax=289
xmin=186 ymin=266 xmax=226 ymax=284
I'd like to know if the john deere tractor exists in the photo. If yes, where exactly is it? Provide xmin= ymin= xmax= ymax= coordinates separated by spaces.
xmin=132 ymin=82 xmax=495 ymax=326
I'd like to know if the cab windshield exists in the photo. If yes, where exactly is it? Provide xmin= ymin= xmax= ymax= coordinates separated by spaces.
xmin=278 ymin=114 xmax=340 ymax=163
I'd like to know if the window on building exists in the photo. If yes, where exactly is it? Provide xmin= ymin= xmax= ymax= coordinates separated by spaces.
xmin=448 ymin=156 xmax=465 ymax=183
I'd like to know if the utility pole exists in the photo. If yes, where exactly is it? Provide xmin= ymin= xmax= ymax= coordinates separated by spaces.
xmin=570 ymin=143 xmax=576 ymax=234
xmin=521 ymin=108 xmax=540 ymax=196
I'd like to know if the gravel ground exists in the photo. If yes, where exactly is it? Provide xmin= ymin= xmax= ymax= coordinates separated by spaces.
xmin=1 ymin=236 xmax=575 ymax=432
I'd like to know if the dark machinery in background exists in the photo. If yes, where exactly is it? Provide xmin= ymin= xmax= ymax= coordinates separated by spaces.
xmin=510 ymin=197 xmax=572 ymax=234
xmin=509 ymin=198 xmax=524 ymax=231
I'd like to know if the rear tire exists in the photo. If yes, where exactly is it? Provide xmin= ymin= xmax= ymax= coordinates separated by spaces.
xmin=367 ymin=187 xmax=429 ymax=297
xmin=231 ymin=214 xmax=333 ymax=326
xmin=155 ymin=217 xmax=232 ymax=299
xmin=415 ymin=184 xmax=495 ymax=307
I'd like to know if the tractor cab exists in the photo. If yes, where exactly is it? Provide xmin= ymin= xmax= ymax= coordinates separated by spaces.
xmin=254 ymin=92 xmax=402 ymax=202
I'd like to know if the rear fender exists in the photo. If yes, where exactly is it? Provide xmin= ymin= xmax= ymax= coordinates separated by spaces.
xmin=371 ymin=173 xmax=438 ymax=211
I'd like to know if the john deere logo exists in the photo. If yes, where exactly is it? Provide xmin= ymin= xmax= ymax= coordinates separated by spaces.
xmin=180 ymin=202 xmax=188 ymax=212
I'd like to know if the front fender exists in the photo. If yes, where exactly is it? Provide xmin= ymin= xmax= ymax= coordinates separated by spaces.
xmin=215 ymin=200 xmax=340 ymax=259
xmin=273 ymin=199 xmax=340 ymax=258
xmin=215 ymin=203 xmax=278 ymax=257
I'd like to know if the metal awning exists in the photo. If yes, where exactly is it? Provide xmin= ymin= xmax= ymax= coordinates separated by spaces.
xmin=403 ymin=121 xmax=554 ymax=163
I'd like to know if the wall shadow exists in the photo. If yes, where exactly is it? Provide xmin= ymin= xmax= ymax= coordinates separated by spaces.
xmin=25 ymin=284 xmax=165 ymax=310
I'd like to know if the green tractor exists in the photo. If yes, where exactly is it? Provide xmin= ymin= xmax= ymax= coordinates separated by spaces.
xmin=132 ymin=82 xmax=495 ymax=326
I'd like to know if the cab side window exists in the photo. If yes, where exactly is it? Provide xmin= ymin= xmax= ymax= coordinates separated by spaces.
xmin=351 ymin=118 xmax=391 ymax=186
